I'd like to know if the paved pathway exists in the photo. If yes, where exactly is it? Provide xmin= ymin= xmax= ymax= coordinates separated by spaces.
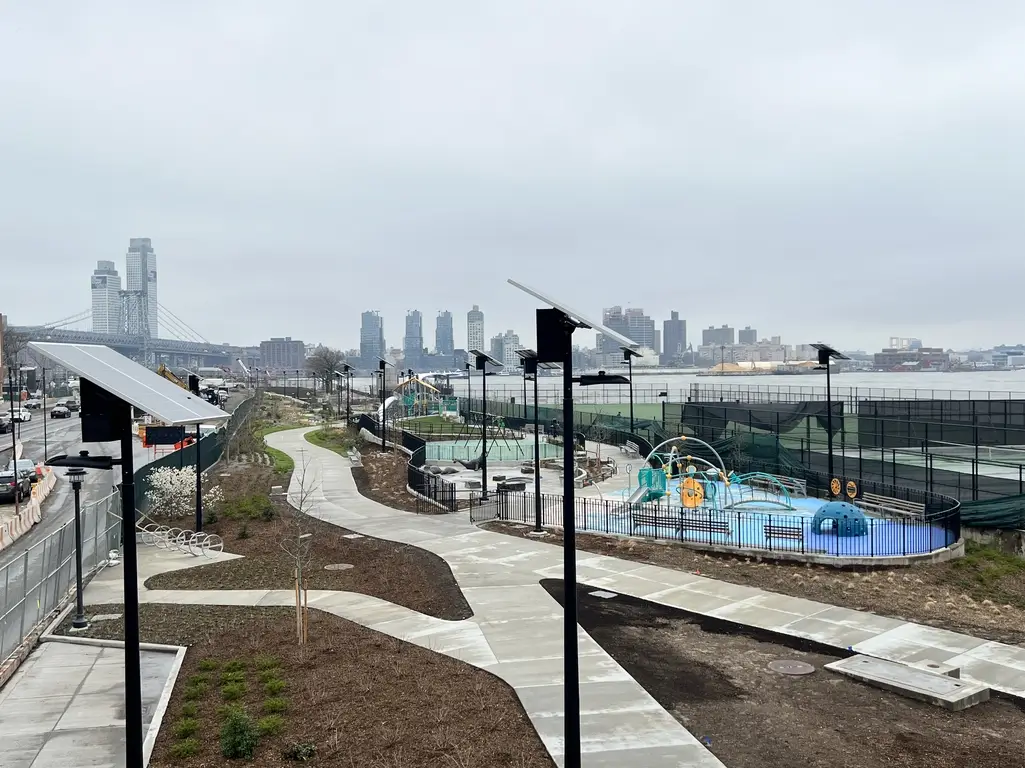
xmin=0 ymin=641 xmax=179 ymax=768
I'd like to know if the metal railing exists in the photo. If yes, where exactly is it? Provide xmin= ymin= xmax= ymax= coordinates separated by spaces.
xmin=0 ymin=492 xmax=122 ymax=662
xmin=476 ymin=488 xmax=960 ymax=559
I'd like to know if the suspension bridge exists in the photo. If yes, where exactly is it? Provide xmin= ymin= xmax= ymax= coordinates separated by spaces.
xmin=11 ymin=303 xmax=243 ymax=368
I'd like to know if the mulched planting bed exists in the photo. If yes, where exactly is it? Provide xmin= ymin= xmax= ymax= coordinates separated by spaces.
xmin=145 ymin=482 xmax=471 ymax=621
xmin=57 ymin=604 xmax=553 ymax=767
xmin=543 ymin=580 xmax=1025 ymax=768
xmin=351 ymin=444 xmax=430 ymax=514
xmin=484 ymin=521 xmax=1025 ymax=644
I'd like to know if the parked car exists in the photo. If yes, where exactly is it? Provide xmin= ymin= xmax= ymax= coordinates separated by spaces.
xmin=0 ymin=418 xmax=11 ymax=434
xmin=0 ymin=470 xmax=32 ymax=503
xmin=23 ymin=399 xmax=43 ymax=410
xmin=9 ymin=409 xmax=31 ymax=423
xmin=50 ymin=404 xmax=71 ymax=419
xmin=58 ymin=399 xmax=80 ymax=413
xmin=6 ymin=459 xmax=40 ymax=483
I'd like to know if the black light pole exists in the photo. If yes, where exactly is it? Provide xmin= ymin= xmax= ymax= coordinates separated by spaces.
xmin=622 ymin=347 xmax=639 ymax=433
xmin=517 ymin=350 xmax=548 ymax=533
xmin=379 ymin=359 xmax=388 ymax=451
xmin=812 ymin=343 xmax=849 ymax=487
xmin=42 ymin=367 xmax=48 ymax=461
xmin=6 ymin=366 xmax=17 ymax=518
xmin=470 ymin=351 xmax=500 ymax=501
xmin=344 ymin=364 xmax=352 ymax=423
xmin=464 ymin=361 xmax=472 ymax=415
xmin=68 ymin=467 xmax=89 ymax=630
xmin=522 ymin=368 xmax=528 ymax=421
xmin=194 ymin=422 xmax=203 ymax=532
xmin=119 ymin=406 xmax=144 ymax=768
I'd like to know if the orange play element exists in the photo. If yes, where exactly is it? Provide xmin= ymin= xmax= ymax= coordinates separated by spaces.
xmin=680 ymin=476 xmax=704 ymax=508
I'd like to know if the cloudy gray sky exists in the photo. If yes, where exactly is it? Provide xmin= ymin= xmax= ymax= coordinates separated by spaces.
xmin=2 ymin=2 xmax=1023 ymax=352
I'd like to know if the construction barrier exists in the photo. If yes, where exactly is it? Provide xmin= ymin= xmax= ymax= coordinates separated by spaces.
xmin=0 ymin=467 xmax=57 ymax=552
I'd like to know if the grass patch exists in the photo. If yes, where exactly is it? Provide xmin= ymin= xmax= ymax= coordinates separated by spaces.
xmin=949 ymin=541 xmax=1025 ymax=605
xmin=187 ymin=673 xmax=209 ymax=686
xmin=180 ymin=702 xmax=198 ymax=718
xmin=221 ymin=682 xmax=247 ymax=701
xmin=220 ymin=670 xmax=246 ymax=685
xmin=304 ymin=426 xmax=360 ymax=456
xmin=169 ymin=737 xmax=200 ymax=759
xmin=183 ymin=682 xmax=208 ymax=701
xmin=257 ymin=714 xmax=286 ymax=736
xmin=197 ymin=658 xmax=219 ymax=672
xmin=265 ymin=445 xmax=294 ymax=474
xmin=263 ymin=697 xmax=288 ymax=714
xmin=255 ymin=654 xmax=279 ymax=671
xmin=173 ymin=718 xmax=199 ymax=739
xmin=258 ymin=668 xmax=282 ymax=684
xmin=217 ymin=703 xmax=244 ymax=720
xmin=263 ymin=678 xmax=287 ymax=695
xmin=223 ymin=659 xmax=246 ymax=673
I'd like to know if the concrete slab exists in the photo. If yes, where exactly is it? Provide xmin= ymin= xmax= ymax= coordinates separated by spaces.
xmin=825 ymin=655 xmax=990 ymax=711
xmin=778 ymin=617 xmax=881 ymax=649
xmin=706 ymin=600 xmax=807 ymax=631
xmin=0 ymin=734 xmax=46 ymax=768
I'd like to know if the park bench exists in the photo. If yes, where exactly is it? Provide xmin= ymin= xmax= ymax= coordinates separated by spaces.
xmin=764 ymin=523 xmax=804 ymax=544
xmin=859 ymin=492 xmax=925 ymax=519
xmin=631 ymin=510 xmax=731 ymax=539
xmin=622 ymin=440 xmax=640 ymax=457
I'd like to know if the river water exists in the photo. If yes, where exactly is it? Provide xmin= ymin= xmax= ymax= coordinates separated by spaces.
xmin=354 ymin=369 xmax=1025 ymax=404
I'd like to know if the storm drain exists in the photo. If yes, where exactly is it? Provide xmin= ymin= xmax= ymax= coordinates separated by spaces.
xmin=768 ymin=660 xmax=815 ymax=676
xmin=589 ymin=590 xmax=618 ymax=599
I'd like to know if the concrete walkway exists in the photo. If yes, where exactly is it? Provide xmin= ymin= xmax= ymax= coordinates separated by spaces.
xmin=0 ymin=641 xmax=179 ymax=768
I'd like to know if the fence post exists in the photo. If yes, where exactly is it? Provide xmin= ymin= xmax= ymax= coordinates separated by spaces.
xmin=767 ymin=514 xmax=773 ymax=551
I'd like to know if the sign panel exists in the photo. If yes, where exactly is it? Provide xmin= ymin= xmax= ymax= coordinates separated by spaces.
xmin=145 ymin=425 xmax=187 ymax=446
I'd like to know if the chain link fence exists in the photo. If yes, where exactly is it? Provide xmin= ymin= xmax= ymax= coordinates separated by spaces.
xmin=0 ymin=492 xmax=122 ymax=662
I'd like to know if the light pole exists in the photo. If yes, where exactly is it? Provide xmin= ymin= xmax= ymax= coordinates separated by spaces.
xmin=343 ymin=364 xmax=352 ymax=423
xmin=6 ymin=365 xmax=17 ymax=518
xmin=378 ymin=359 xmax=390 ymax=451
xmin=812 ymin=343 xmax=849 ymax=485
xmin=622 ymin=347 xmax=640 ymax=433
xmin=41 ymin=367 xmax=48 ymax=461
xmin=194 ymin=422 xmax=203 ymax=532
xmin=67 ymin=467 xmax=89 ymax=630
xmin=469 ymin=350 xmax=501 ymax=501
xmin=518 ymin=349 xmax=557 ymax=533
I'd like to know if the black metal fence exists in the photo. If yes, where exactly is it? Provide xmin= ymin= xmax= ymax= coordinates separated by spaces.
xmin=478 ymin=484 xmax=960 ymax=559
xmin=685 ymin=382 xmax=1025 ymax=407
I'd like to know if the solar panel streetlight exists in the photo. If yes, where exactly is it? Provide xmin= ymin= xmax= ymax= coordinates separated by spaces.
xmin=517 ymin=349 xmax=560 ymax=532
xmin=469 ymin=350 xmax=503 ymax=500
xmin=621 ymin=347 xmax=641 ymax=433
xmin=377 ymin=358 xmax=391 ymax=450
xmin=811 ymin=342 xmax=850 ymax=483
xmin=507 ymin=279 xmax=635 ymax=768
xmin=32 ymin=342 xmax=229 ymax=768
xmin=67 ymin=467 xmax=89 ymax=631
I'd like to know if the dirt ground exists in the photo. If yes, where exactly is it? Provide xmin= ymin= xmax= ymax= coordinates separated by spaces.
xmin=543 ymin=581 xmax=1025 ymax=768
xmin=58 ymin=604 xmax=552 ymax=768
xmin=484 ymin=522 xmax=1025 ymax=645
xmin=352 ymin=444 xmax=429 ymax=514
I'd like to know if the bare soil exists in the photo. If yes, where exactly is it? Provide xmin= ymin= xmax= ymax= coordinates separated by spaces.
xmin=352 ymin=445 xmax=427 ymax=514
xmin=57 ymin=604 xmax=553 ymax=768
xmin=484 ymin=522 xmax=1025 ymax=645
xmin=544 ymin=581 xmax=1025 ymax=768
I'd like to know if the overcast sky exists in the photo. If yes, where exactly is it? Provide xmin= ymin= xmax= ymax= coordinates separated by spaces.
xmin=2 ymin=2 xmax=1023 ymax=353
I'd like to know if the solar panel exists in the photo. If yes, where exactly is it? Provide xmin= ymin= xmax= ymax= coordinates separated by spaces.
xmin=506 ymin=279 xmax=637 ymax=348
xmin=28 ymin=342 xmax=231 ymax=426
xmin=468 ymin=349 xmax=503 ymax=367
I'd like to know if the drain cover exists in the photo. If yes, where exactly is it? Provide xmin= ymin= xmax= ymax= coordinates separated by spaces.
xmin=768 ymin=660 xmax=815 ymax=676
xmin=589 ymin=590 xmax=618 ymax=599
xmin=324 ymin=563 xmax=354 ymax=571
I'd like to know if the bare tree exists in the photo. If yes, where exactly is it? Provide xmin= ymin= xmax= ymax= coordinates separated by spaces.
xmin=279 ymin=449 xmax=319 ymax=644
xmin=306 ymin=345 xmax=345 ymax=394
xmin=1 ymin=319 xmax=26 ymax=389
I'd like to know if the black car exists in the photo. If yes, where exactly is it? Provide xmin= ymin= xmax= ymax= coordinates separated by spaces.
xmin=0 ymin=419 xmax=11 ymax=435
xmin=65 ymin=400 xmax=80 ymax=413
xmin=0 ymin=470 xmax=32 ymax=503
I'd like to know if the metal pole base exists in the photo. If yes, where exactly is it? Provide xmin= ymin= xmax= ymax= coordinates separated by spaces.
xmin=70 ymin=615 xmax=90 ymax=631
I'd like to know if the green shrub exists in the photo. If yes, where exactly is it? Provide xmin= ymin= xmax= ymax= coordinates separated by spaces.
xmin=263 ymin=678 xmax=286 ymax=695
xmin=217 ymin=703 xmax=244 ymax=720
xmin=283 ymin=741 xmax=316 ymax=761
xmin=206 ymin=508 xmax=219 ymax=524
xmin=223 ymin=660 xmax=246 ymax=673
xmin=221 ymin=682 xmax=246 ymax=701
xmin=188 ymin=673 xmax=209 ymax=686
xmin=197 ymin=658 xmax=219 ymax=672
xmin=255 ymin=655 xmax=279 ymax=671
xmin=237 ymin=523 xmax=250 ymax=540
xmin=257 ymin=714 xmax=285 ymax=736
xmin=170 ymin=737 xmax=200 ymax=759
xmin=220 ymin=708 xmax=260 ymax=759
xmin=180 ymin=702 xmax=198 ymax=718
xmin=220 ymin=670 xmax=246 ymax=685
xmin=174 ymin=718 xmax=199 ymax=739
xmin=183 ymin=682 xmax=208 ymax=701
xmin=263 ymin=697 xmax=288 ymax=714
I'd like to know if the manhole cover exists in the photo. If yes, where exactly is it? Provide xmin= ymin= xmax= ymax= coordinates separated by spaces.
xmin=324 ymin=563 xmax=354 ymax=571
xmin=768 ymin=660 xmax=815 ymax=676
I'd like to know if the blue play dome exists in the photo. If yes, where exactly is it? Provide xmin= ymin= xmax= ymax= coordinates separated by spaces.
xmin=812 ymin=500 xmax=868 ymax=537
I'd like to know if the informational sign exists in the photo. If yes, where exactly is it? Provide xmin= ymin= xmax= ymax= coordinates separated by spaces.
xmin=144 ymin=425 xmax=186 ymax=447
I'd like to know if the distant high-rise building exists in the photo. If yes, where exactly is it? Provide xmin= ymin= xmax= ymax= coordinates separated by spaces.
xmin=702 ymin=325 xmax=735 ymax=346
xmin=662 ymin=311 xmax=687 ymax=365
xmin=499 ymin=330 xmax=521 ymax=369
xmin=598 ymin=306 xmax=655 ymax=365
xmin=125 ymin=238 xmax=158 ymax=337
xmin=435 ymin=311 xmax=454 ymax=356
xmin=403 ymin=310 xmax=424 ymax=368
xmin=738 ymin=326 xmax=757 ymax=345
xmin=360 ymin=311 xmax=385 ymax=363
xmin=467 ymin=305 xmax=485 ymax=353
xmin=90 ymin=260 xmax=122 ymax=334
xmin=259 ymin=337 xmax=305 ymax=371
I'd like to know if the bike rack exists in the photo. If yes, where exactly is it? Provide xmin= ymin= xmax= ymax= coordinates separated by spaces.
xmin=138 ymin=523 xmax=224 ymax=557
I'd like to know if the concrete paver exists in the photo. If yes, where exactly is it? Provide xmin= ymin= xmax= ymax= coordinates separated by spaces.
xmin=0 ymin=641 xmax=179 ymax=768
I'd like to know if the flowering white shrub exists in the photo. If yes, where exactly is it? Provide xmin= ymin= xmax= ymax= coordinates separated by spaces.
xmin=145 ymin=466 xmax=223 ymax=520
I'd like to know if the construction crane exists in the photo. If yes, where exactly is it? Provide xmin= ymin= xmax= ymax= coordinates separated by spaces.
xmin=156 ymin=364 xmax=186 ymax=389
